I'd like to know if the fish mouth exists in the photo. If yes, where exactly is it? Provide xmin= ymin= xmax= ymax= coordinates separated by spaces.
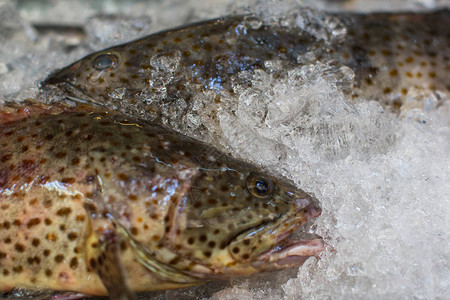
xmin=40 ymin=61 xmax=99 ymax=104
xmin=251 ymin=211 xmax=323 ymax=270
xmin=41 ymin=74 xmax=102 ymax=105
xmin=227 ymin=201 xmax=323 ymax=272
xmin=253 ymin=237 xmax=324 ymax=269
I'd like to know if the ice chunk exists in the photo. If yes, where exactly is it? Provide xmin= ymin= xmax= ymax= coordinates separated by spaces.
xmin=235 ymin=1 xmax=347 ymax=44
xmin=225 ymin=61 xmax=395 ymax=161
xmin=219 ymin=110 xmax=287 ymax=166
xmin=295 ymin=7 xmax=347 ymax=44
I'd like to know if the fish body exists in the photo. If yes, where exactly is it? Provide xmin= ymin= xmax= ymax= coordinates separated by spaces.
xmin=42 ymin=9 xmax=449 ymax=130
xmin=0 ymin=102 xmax=322 ymax=298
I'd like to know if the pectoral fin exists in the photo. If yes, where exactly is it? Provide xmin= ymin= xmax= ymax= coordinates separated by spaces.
xmin=0 ymin=98 xmax=100 ymax=124
xmin=122 ymin=228 xmax=201 ymax=285
xmin=85 ymin=227 xmax=137 ymax=300
xmin=81 ymin=177 xmax=136 ymax=300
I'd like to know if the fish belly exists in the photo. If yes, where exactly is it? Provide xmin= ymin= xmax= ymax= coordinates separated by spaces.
xmin=0 ymin=187 xmax=106 ymax=295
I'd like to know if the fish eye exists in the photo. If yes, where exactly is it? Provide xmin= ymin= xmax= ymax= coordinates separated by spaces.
xmin=246 ymin=172 xmax=274 ymax=199
xmin=93 ymin=54 xmax=118 ymax=71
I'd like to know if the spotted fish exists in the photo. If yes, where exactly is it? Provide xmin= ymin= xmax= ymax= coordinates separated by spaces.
xmin=0 ymin=101 xmax=322 ymax=299
xmin=41 ymin=9 xmax=449 ymax=128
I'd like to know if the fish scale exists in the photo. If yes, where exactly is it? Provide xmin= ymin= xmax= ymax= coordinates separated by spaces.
xmin=0 ymin=102 xmax=322 ymax=298
xmin=42 ymin=10 xmax=449 ymax=136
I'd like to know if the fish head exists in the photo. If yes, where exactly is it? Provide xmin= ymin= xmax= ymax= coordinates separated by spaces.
xmin=166 ymin=163 xmax=323 ymax=278
xmin=42 ymin=48 xmax=134 ymax=103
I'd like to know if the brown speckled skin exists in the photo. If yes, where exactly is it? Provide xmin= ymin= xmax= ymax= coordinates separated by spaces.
xmin=42 ymin=11 xmax=449 ymax=124
xmin=0 ymin=103 xmax=320 ymax=297
xmin=339 ymin=11 xmax=449 ymax=108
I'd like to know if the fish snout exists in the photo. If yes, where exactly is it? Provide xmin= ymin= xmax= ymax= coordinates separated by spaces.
xmin=295 ymin=195 xmax=322 ymax=219
xmin=42 ymin=61 xmax=81 ymax=86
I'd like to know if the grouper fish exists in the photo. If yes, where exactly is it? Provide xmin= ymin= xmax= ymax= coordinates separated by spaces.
xmin=0 ymin=101 xmax=322 ymax=299
xmin=41 ymin=9 xmax=449 ymax=131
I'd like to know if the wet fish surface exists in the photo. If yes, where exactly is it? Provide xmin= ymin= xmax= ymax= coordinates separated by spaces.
xmin=0 ymin=101 xmax=322 ymax=299
xmin=41 ymin=9 xmax=449 ymax=138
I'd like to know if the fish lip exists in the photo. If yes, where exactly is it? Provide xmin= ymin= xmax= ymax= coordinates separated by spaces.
xmin=40 ymin=69 xmax=78 ymax=96
xmin=254 ymin=237 xmax=324 ymax=268
xmin=41 ymin=79 xmax=103 ymax=106
xmin=252 ymin=202 xmax=323 ymax=268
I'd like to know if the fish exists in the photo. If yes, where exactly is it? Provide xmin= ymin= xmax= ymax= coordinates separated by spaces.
xmin=0 ymin=100 xmax=322 ymax=299
xmin=41 ymin=9 xmax=449 ymax=129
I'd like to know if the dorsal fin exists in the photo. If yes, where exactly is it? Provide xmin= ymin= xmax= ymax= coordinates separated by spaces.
xmin=0 ymin=99 xmax=102 ymax=125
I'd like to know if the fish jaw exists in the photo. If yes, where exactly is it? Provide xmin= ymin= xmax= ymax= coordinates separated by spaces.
xmin=225 ymin=200 xmax=322 ymax=274
xmin=41 ymin=61 xmax=101 ymax=104
xmin=254 ymin=238 xmax=324 ymax=269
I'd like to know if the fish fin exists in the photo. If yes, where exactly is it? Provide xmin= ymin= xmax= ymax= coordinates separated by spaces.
xmin=86 ymin=226 xmax=137 ymax=300
xmin=83 ymin=180 xmax=135 ymax=299
xmin=121 ymin=227 xmax=201 ymax=285
xmin=0 ymin=99 xmax=50 ymax=124
xmin=82 ymin=176 xmax=199 ymax=293
xmin=0 ymin=98 xmax=102 ymax=124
